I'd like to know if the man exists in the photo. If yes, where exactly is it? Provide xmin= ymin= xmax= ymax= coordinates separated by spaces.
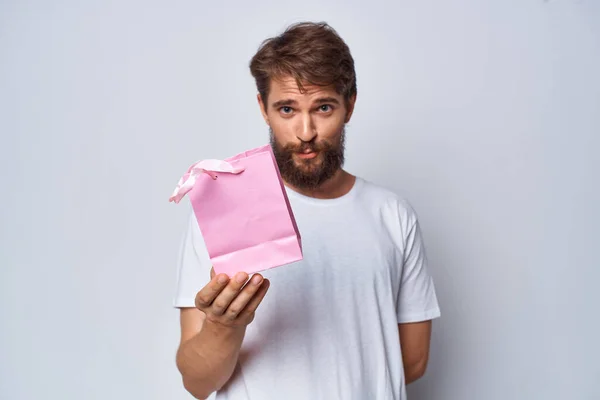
xmin=173 ymin=22 xmax=441 ymax=400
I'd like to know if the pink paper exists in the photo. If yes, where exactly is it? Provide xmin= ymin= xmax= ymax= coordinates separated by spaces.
xmin=171 ymin=144 xmax=303 ymax=276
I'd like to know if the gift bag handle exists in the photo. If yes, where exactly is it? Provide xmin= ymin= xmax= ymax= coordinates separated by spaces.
xmin=169 ymin=159 xmax=245 ymax=204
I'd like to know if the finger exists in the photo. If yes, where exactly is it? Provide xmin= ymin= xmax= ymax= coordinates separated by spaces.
xmin=224 ymin=274 xmax=266 ymax=319
xmin=210 ymin=267 xmax=216 ymax=279
xmin=238 ymin=278 xmax=270 ymax=318
xmin=210 ymin=272 xmax=250 ymax=315
xmin=195 ymin=273 xmax=230 ymax=310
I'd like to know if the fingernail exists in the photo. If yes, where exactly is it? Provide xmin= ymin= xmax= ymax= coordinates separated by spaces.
xmin=236 ymin=273 xmax=248 ymax=283
xmin=217 ymin=275 xmax=228 ymax=284
xmin=252 ymin=275 xmax=263 ymax=285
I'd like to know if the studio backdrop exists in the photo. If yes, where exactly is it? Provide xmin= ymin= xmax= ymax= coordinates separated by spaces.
xmin=1 ymin=1 xmax=599 ymax=399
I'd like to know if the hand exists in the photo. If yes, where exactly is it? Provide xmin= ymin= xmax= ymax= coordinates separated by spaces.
xmin=195 ymin=268 xmax=270 ymax=329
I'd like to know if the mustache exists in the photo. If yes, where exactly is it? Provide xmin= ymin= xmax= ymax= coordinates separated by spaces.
xmin=282 ymin=140 xmax=328 ymax=153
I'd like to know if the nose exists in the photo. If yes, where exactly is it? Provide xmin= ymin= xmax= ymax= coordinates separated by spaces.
xmin=296 ymin=113 xmax=317 ymax=143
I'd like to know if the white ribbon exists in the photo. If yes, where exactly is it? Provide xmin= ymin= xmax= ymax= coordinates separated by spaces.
xmin=169 ymin=159 xmax=245 ymax=204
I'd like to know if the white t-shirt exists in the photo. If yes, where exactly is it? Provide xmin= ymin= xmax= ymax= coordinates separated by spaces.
xmin=173 ymin=177 xmax=441 ymax=400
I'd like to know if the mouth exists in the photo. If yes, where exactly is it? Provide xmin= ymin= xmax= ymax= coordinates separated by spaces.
xmin=296 ymin=151 xmax=318 ymax=160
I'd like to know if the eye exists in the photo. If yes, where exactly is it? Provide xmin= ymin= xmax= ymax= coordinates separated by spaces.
xmin=280 ymin=106 xmax=293 ymax=114
xmin=318 ymin=104 xmax=333 ymax=112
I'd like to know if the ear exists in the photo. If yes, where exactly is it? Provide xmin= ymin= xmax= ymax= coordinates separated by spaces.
xmin=257 ymin=93 xmax=270 ymax=126
xmin=344 ymin=94 xmax=357 ymax=123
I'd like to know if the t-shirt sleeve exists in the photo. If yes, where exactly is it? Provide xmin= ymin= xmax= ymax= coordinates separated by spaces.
xmin=173 ymin=209 xmax=213 ymax=308
xmin=396 ymin=207 xmax=441 ymax=323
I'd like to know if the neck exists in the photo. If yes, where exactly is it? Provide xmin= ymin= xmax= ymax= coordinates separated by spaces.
xmin=284 ymin=169 xmax=356 ymax=199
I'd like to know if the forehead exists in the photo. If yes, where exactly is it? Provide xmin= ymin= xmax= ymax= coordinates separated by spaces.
xmin=268 ymin=77 xmax=341 ymax=104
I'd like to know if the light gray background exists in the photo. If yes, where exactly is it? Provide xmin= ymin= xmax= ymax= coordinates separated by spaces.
xmin=1 ymin=1 xmax=599 ymax=399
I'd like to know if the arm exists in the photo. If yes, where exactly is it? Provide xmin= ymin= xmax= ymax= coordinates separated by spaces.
xmin=176 ymin=309 xmax=245 ymax=399
xmin=398 ymin=320 xmax=432 ymax=384
xmin=176 ymin=270 xmax=270 ymax=399
xmin=395 ymin=208 xmax=440 ymax=384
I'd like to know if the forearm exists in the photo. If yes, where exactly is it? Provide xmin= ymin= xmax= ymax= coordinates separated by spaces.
xmin=404 ymin=358 xmax=427 ymax=384
xmin=404 ymin=368 xmax=422 ymax=385
xmin=177 ymin=320 xmax=246 ymax=399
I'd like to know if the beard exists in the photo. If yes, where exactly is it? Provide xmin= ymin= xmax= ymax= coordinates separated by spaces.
xmin=270 ymin=127 xmax=346 ymax=190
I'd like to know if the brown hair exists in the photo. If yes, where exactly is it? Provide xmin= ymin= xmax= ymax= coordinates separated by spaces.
xmin=249 ymin=22 xmax=357 ymax=107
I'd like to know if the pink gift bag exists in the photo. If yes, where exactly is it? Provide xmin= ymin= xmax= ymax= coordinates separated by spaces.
xmin=169 ymin=144 xmax=303 ymax=276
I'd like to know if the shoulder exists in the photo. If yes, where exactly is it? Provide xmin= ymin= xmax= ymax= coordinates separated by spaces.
xmin=354 ymin=177 xmax=419 ymax=229
xmin=353 ymin=177 xmax=430 ymax=262
xmin=181 ymin=207 xmax=212 ymax=270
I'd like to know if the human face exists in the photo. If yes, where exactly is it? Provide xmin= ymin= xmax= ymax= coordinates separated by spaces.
xmin=258 ymin=77 xmax=356 ymax=190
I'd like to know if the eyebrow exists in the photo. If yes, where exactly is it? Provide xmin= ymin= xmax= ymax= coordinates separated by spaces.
xmin=271 ymin=99 xmax=298 ymax=108
xmin=314 ymin=97 xmax=341 ymax=105
xmin=271 ymin=97 xmax=341 ymax=109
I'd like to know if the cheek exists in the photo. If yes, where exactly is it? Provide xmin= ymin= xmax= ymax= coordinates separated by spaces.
xmin=314 ymin=115 xmax=345 ymax=138
xmin=270 ymin=118 xmax=299 ymax=138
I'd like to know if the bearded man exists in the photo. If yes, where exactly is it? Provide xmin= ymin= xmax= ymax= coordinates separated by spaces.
xmin=173 ymin=21 xmax=441 ymax=400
